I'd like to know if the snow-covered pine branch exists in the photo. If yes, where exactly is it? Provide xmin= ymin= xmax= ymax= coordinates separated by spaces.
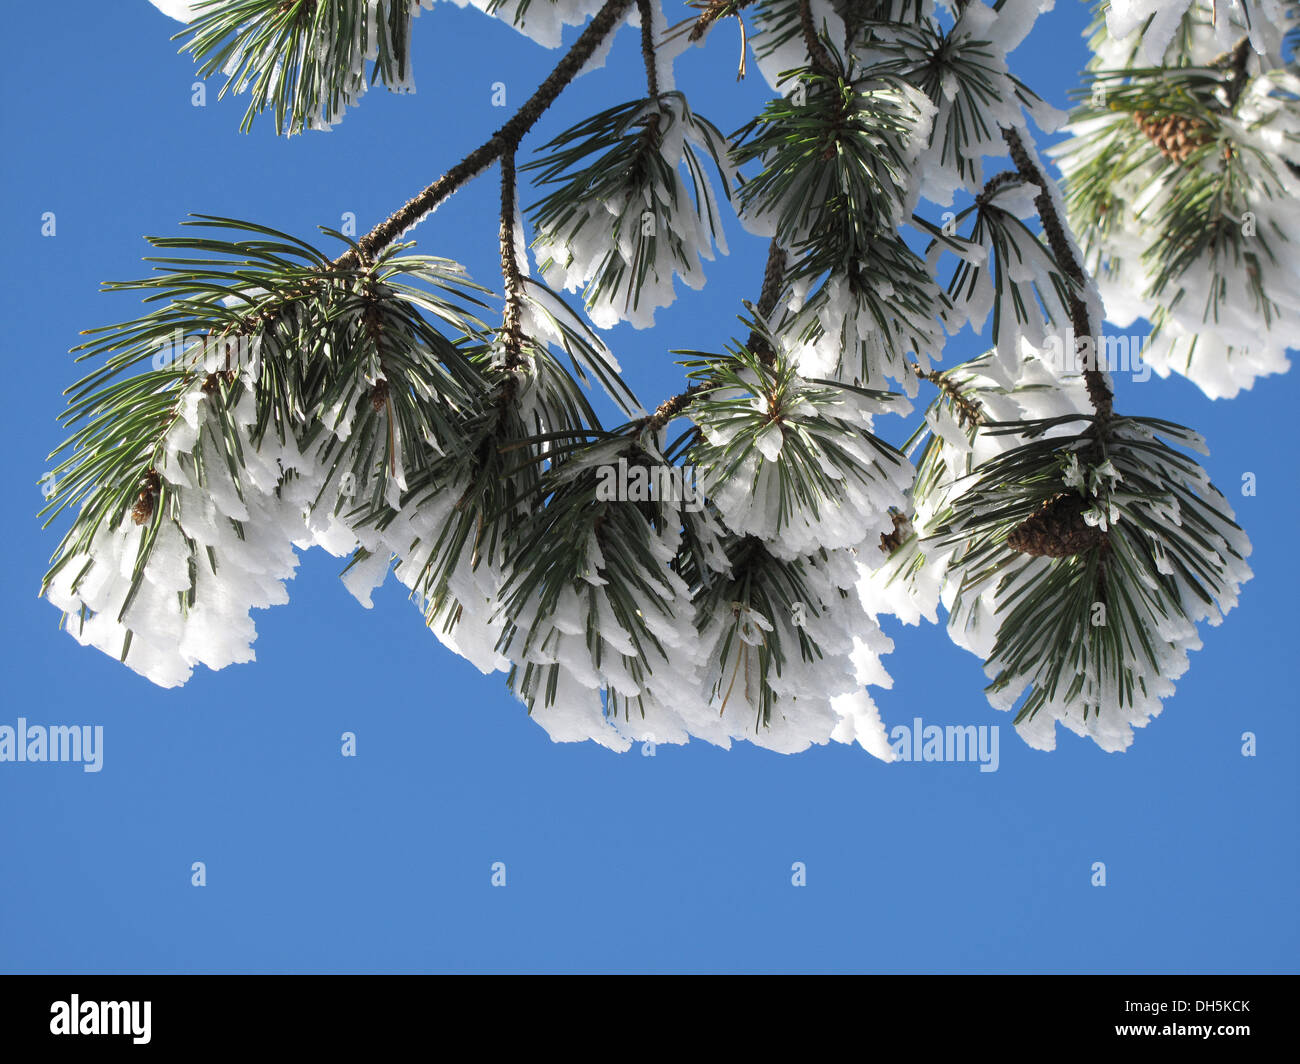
xmin=43 ymin=220 xmax=491 ymax=686
xmin=1052 ymin=0 xmax=1300 ymax=398
xmin=51 ymin=0 xmax=1286 ymax=758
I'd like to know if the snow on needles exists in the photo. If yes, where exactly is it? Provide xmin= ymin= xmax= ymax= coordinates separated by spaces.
xmin=89 ymin=0 xmax=1266 ymax=761
xmin=1053 ymin=1 xmax=1300 ymax=397
xmin=529 ymin=93 xmax=734 ymax=329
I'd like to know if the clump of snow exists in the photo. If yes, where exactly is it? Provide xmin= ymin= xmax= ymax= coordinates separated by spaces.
xmin=48 ymin=386 xmax=315 ymax=687
xmin=736 ymin=75 xmax=934 ymax=244
xmin=147 ymin=0 xmax=201 ymax=21
xmin=195 ymin=0 xmax=436 ymax=132
xmin=695 ymin=548 xmax=895 ymax=757
xmin=777 ymin=241 xmax=950 ymax=392
xmin=693 ymin=367 xmax=914 ymax=560
xmin=1101 ymin=0 xmax=1288 ymax=66
xmin=927 ymin=390 xmax=1252 ymax=752
xmin=531 ymin=93 xmax=733 ymax=329
xmin=748 ymin=0 xmax=845 ymax=94
xmin=505 ymin=526 xmax=706 ymax=747
xmin=1053 ymin=63 xmax=1300 ymax=398
xmin=861 ymin=342 xmax=1092 ymax=628
xmin=855 ymin=1 xmax=1057 ymax=206
xmin=440 ymin=0 xmax=610 ymax=49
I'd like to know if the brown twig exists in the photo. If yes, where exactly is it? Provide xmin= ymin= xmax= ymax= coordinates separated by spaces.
xmin=1000 ymin=126 xmax=1112 ymax=419
xmin=975 ymin=169 xmax=1026 ymax=210
xmin=688 ymin=0 xmax=758 ymax=42
xmin=1220 ymin=35 xmax=1253 ymax=109
xmin=335 ymin=0 xmax=635 ymax=270
xmin=914 ymin=367 xmax=986 ymax=428
xmin=637 ymin=0 xmax=661 ymax=98
xmin=645 ymin=383 xmax=706 ymax=432
xmin=746 ymin=240 xmax=788 ymax=365
xmin=798 ymin=0 xmax=836 ymax=78
xmin=1207 ymin=35 xmax=1253 ymax=110
xmin=497 ymin=149 xmax=528 ymax=369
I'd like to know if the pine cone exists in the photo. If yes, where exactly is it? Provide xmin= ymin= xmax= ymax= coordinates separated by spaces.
xmin=131 ymin=469 xmax=161 ymax=526
xmin=1007 ymin=493 xmax=1101 ymax=558
xmin=369 ymin=379 xmax=390 ymax=411
xmin=200 ymin=369 xmax=236 ymax=395
xmin=1132 ymin=110 xmax=1211 ymax=164
xmin=879 ymin=510 xmax=912 ymax=555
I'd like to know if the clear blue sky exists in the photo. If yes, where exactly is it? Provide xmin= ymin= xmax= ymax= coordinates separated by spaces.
xmin=1 ymin=1 xmax=1295 ymax=973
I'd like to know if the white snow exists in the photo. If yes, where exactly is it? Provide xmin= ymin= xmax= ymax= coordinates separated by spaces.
xmin=441 ymin=0 xmax=610 ymax=50
xmin=93 ymin=0 xmax=1270 ymax=760
xmin=1052 ymin=61 xmax=1300 ymax=398
xmin=531 ymin=94 xmax=732 ymax=329
xmin=146 ymin=0 xmax=200 ymax=22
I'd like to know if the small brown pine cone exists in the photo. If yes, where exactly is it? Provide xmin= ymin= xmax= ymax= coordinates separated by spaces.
xmin=131 ymin=470 xmax=161 ymax=526
xmin=1134 ymin=110 xmax=1209 ymax=164
xmin=879 ymin=510 xmax=912 ymax=555
xmin=369 ymin=379 xmax=390 ymax=411
xmin=1006 ymin=493 xmax=1102 ymax=558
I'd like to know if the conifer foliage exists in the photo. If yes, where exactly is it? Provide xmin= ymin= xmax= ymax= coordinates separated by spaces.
xmin=42 ymin=0 xmax=1293 ymax=756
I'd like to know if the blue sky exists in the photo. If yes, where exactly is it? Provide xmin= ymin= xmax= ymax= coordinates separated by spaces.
xmin=0 ymin=1 xmax=1295 ymax=973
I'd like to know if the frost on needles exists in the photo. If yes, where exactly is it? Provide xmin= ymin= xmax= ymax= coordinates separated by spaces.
xmin=52 ymin=0 xmax=1280 ymax=757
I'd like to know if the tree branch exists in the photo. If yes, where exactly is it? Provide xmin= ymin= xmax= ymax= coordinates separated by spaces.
xmin=688 ymin=0 xmax=758 ymax=43
xmin=637 ymin=0 xmax=661 ymax=98
xmin=497 ymin=149 xmax=527 ymax=368
xmin=640 ymin=239 xmax=787 ymax=435
xmin=1000 ymin=126 xmax=1113 ymax=419
xmin=974 ymin=169 xmax=1026 ymax=209
xmin=746 ymin=240 xmax=788 ymax=365
xmin=798 ymin=0 xmax=836 ymax=78
xmin=336 ymin=0 xmax=635 ymax=270
xmin=115 ymin=2 xmax=636 ymax=508
xmin=913 ymin=367 xmax=986 ymax=428
xmin=645 ymin=383 xmax=706 ymax=432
